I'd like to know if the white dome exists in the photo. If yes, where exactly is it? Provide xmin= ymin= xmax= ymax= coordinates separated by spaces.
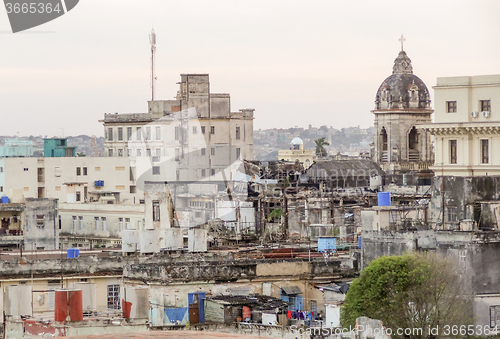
xmin=291 ymin=137 xmax=303 ymax=145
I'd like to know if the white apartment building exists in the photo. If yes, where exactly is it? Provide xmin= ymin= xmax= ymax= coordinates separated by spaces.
xmin=421 ymin=75 xmax=500 ymax=176
xmin=1 ymin=157 xmax=141 ymax=204
xmin=101 ymin=74 xmax=254 ymax=183
xmin=0 ymin=157 xmax=145 ymax=248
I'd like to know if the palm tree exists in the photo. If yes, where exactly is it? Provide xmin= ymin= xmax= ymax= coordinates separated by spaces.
xmin=314 ymin=138 xmax=330 ymax=157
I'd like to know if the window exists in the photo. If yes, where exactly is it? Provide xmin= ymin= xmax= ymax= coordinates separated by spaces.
xmin=236 ymin=148 xmax=241 ymax=159
xmin=0 ymin=186 xmax=3 ymax=193
xmin=136 ymin=127 xmax=142 ymax=140
xmin=310 ymin=300 xmax=317 ymax=315
xmin=119 ymin=218 xmax=123 ymax=231
xmin=450 ymin=140 xmax=457 ymax=164
xmin=108 ymin=149 xmax=113 ymax=157
xmin=102 ymin=217 xmax=107 ymax=231
xmin=125 ymin=218 xmax=131 ymax=230
xmin=446 ymin=101 xmax=457 ymax=113
xmin=152 ymin=166 xmax=160 ymax=175
xmin=236 ymin=126 xmax=241 ymax=140
xmin=211 ymin=169 xmax=215 ymax=176
xmin=481 ymin=100 xmax=491 ymax=112
xmin=130 ymin=186 xmax=136 ymax=193
xmin=201 ymin=148 xmax=206 ymax=156
xmin=201 ymin=126 xmax=206 ymax=134
xmin=211 ymin=147 xmax=215 ymax=156
xmin=146 ymin=127 xmax=151 ymax=140
xmin=108 ymin=128 xmax=113 ymax=141
xmin=36 ymin=215 xmax=44 ymax=228
xmin=175 ymin=126 xmax=179 ymax=140
xmin=447 ymin=206 xmax=458 ymax=222
xmin=127 ymin=127 xmax=132 ymax=140
xmin=116 ymin=166 xmax=125 ymax=171
xmin=201 ymin=169 xmax=206 ymax=177
xmin=95 ymin=167 xmax=100 ymax=171
xmin=107 ymin=285 xmax=121 ymax=310
xmin=79 ymin=216 xmax=84 ymax=230
xmin=490 ymin=306 xmax=500 ymax=328
xmin=76 ymin=191 xmax=81 ymax=202
xmin=481 ymin=139 xmax=489 ymax=164
xmin=94 ymin=217 xmax=100 ymax=231
xmin=155 ymin=148 xmax=161 ymax=157
xmin=146 ymin=149 xmax=151 ymax=157
xmin=193 ymin=126 xmax=197 ymax=134
xmin=24 ymin=168 xmax=28 ymax=171
xmin=127 ymin=149 xmax=131 ymax=157
xmin=210 ymin=126 xmax=215 ymax=134
xmin=0 ymin=167 xmax=3 ymax=172
xmin=175 ymin=148 xmax=179 ymax=161
xmin=156 ymin=126 xmax=161 ymax=140
xmin=153 ymin=200 xmax=160 ymax=221
xmin=72 ymin=216 xmax=77 ymax=230
xmin=83 ymin=167 xmax=87 ymax=175
xmin=76 ymin=167 xmax=81 ymax=176
xmin=137 ymin=149 xmax=142 ymax=157
xmin=118 ymin=149 xmax=123 ymax=157
xmin=118 ymin=127 xmax=123 ymax=141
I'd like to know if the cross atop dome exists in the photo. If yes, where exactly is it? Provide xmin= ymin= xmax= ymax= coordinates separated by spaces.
xmin=399 ymin=34 xmax=406 ymax=51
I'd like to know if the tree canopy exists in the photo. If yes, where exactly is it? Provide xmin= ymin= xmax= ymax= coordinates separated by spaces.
xmin=341 ymin=253 xmax=472 ymax=339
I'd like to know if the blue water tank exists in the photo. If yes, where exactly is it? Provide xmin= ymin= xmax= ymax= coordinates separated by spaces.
xmin=1 ymin=196 xmax=9 ymax=204
xmin=67 ymin=248 xmax=80 ymax=258
xmin=358 ymin=236 xmax=361 ymax=249
xmin=99 ymin=180 xmax=104 ymax=187
xmin=377 ymin=192 xmax=391 ymax=206
xmin=94 ymin=180 xmax=99 ymax=187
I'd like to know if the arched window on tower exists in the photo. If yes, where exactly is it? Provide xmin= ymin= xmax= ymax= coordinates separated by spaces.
xmin=380 ymin=128 xmax=388 ymax=162
xmin=408 ymin=84 xmax=419 ymax=108
xmin=408 ymin=127 xmax=419 ymax=162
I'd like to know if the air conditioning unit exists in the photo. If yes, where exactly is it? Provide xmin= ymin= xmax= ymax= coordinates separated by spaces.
xmin=483 ymin=111 xmax=491 ymax=118
xmin=470 ymin=111 xmax=478 ymax=118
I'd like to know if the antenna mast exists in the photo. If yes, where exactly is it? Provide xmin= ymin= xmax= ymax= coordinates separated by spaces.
xmin=150 ymin=28 xmax=156 ymax=101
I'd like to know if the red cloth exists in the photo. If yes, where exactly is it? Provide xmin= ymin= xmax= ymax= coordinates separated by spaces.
xmin=287 ymin=311 xmax=292 ymax=319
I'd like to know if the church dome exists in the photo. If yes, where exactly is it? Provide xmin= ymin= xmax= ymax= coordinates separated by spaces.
xmin=291 ymin=137 xmax=303 ymax=145
xmin=374 ymin=50 xmax=431 ymax=110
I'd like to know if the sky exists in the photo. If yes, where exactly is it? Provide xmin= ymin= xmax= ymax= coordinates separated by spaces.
xmin=1 ymin=0 xmax=499 ymax=138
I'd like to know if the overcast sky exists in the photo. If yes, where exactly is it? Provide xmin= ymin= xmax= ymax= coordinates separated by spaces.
xmin=1 ymin=0 xmax=499 ymax=138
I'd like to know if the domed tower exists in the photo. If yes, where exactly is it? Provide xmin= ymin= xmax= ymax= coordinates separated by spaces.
xmin=372 ymin=40 xmax=433 ymax=173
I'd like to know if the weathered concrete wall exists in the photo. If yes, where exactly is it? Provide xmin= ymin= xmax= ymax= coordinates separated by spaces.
xmin=23 ymin=198 xmax=59 ymax=250
xmin=362 ymin=229 xmax=500 ymax=305
xmin=430 ymin=176 xmax=500 ymax=229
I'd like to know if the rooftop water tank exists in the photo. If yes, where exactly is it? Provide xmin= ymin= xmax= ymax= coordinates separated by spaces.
xmin=377 ymin=192 xmax=391 ymax=206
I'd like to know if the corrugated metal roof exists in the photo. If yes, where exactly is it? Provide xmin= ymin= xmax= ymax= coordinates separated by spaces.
xmin=281 ymin=286 xmax=302 ymax=295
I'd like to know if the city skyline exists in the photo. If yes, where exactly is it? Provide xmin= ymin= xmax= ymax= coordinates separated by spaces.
xmin=1 ymin=0 xmax=499 ymax=137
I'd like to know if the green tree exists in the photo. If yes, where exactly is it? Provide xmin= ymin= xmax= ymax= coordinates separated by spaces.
xmin=341 ymin=253 xmax=471 ymax=339
xmin=267 ymin=208 xmax=284 ymax=222
xmin=314 ymin=137 xmax=330 ymax=157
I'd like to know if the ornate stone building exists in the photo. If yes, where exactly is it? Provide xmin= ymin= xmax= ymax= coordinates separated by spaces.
xmin=372 ymin=46 xmax=434 ymax=174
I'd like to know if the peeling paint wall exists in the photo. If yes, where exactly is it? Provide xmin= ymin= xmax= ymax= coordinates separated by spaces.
xmin=23 ymin=198 xmax=58 ymax=250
